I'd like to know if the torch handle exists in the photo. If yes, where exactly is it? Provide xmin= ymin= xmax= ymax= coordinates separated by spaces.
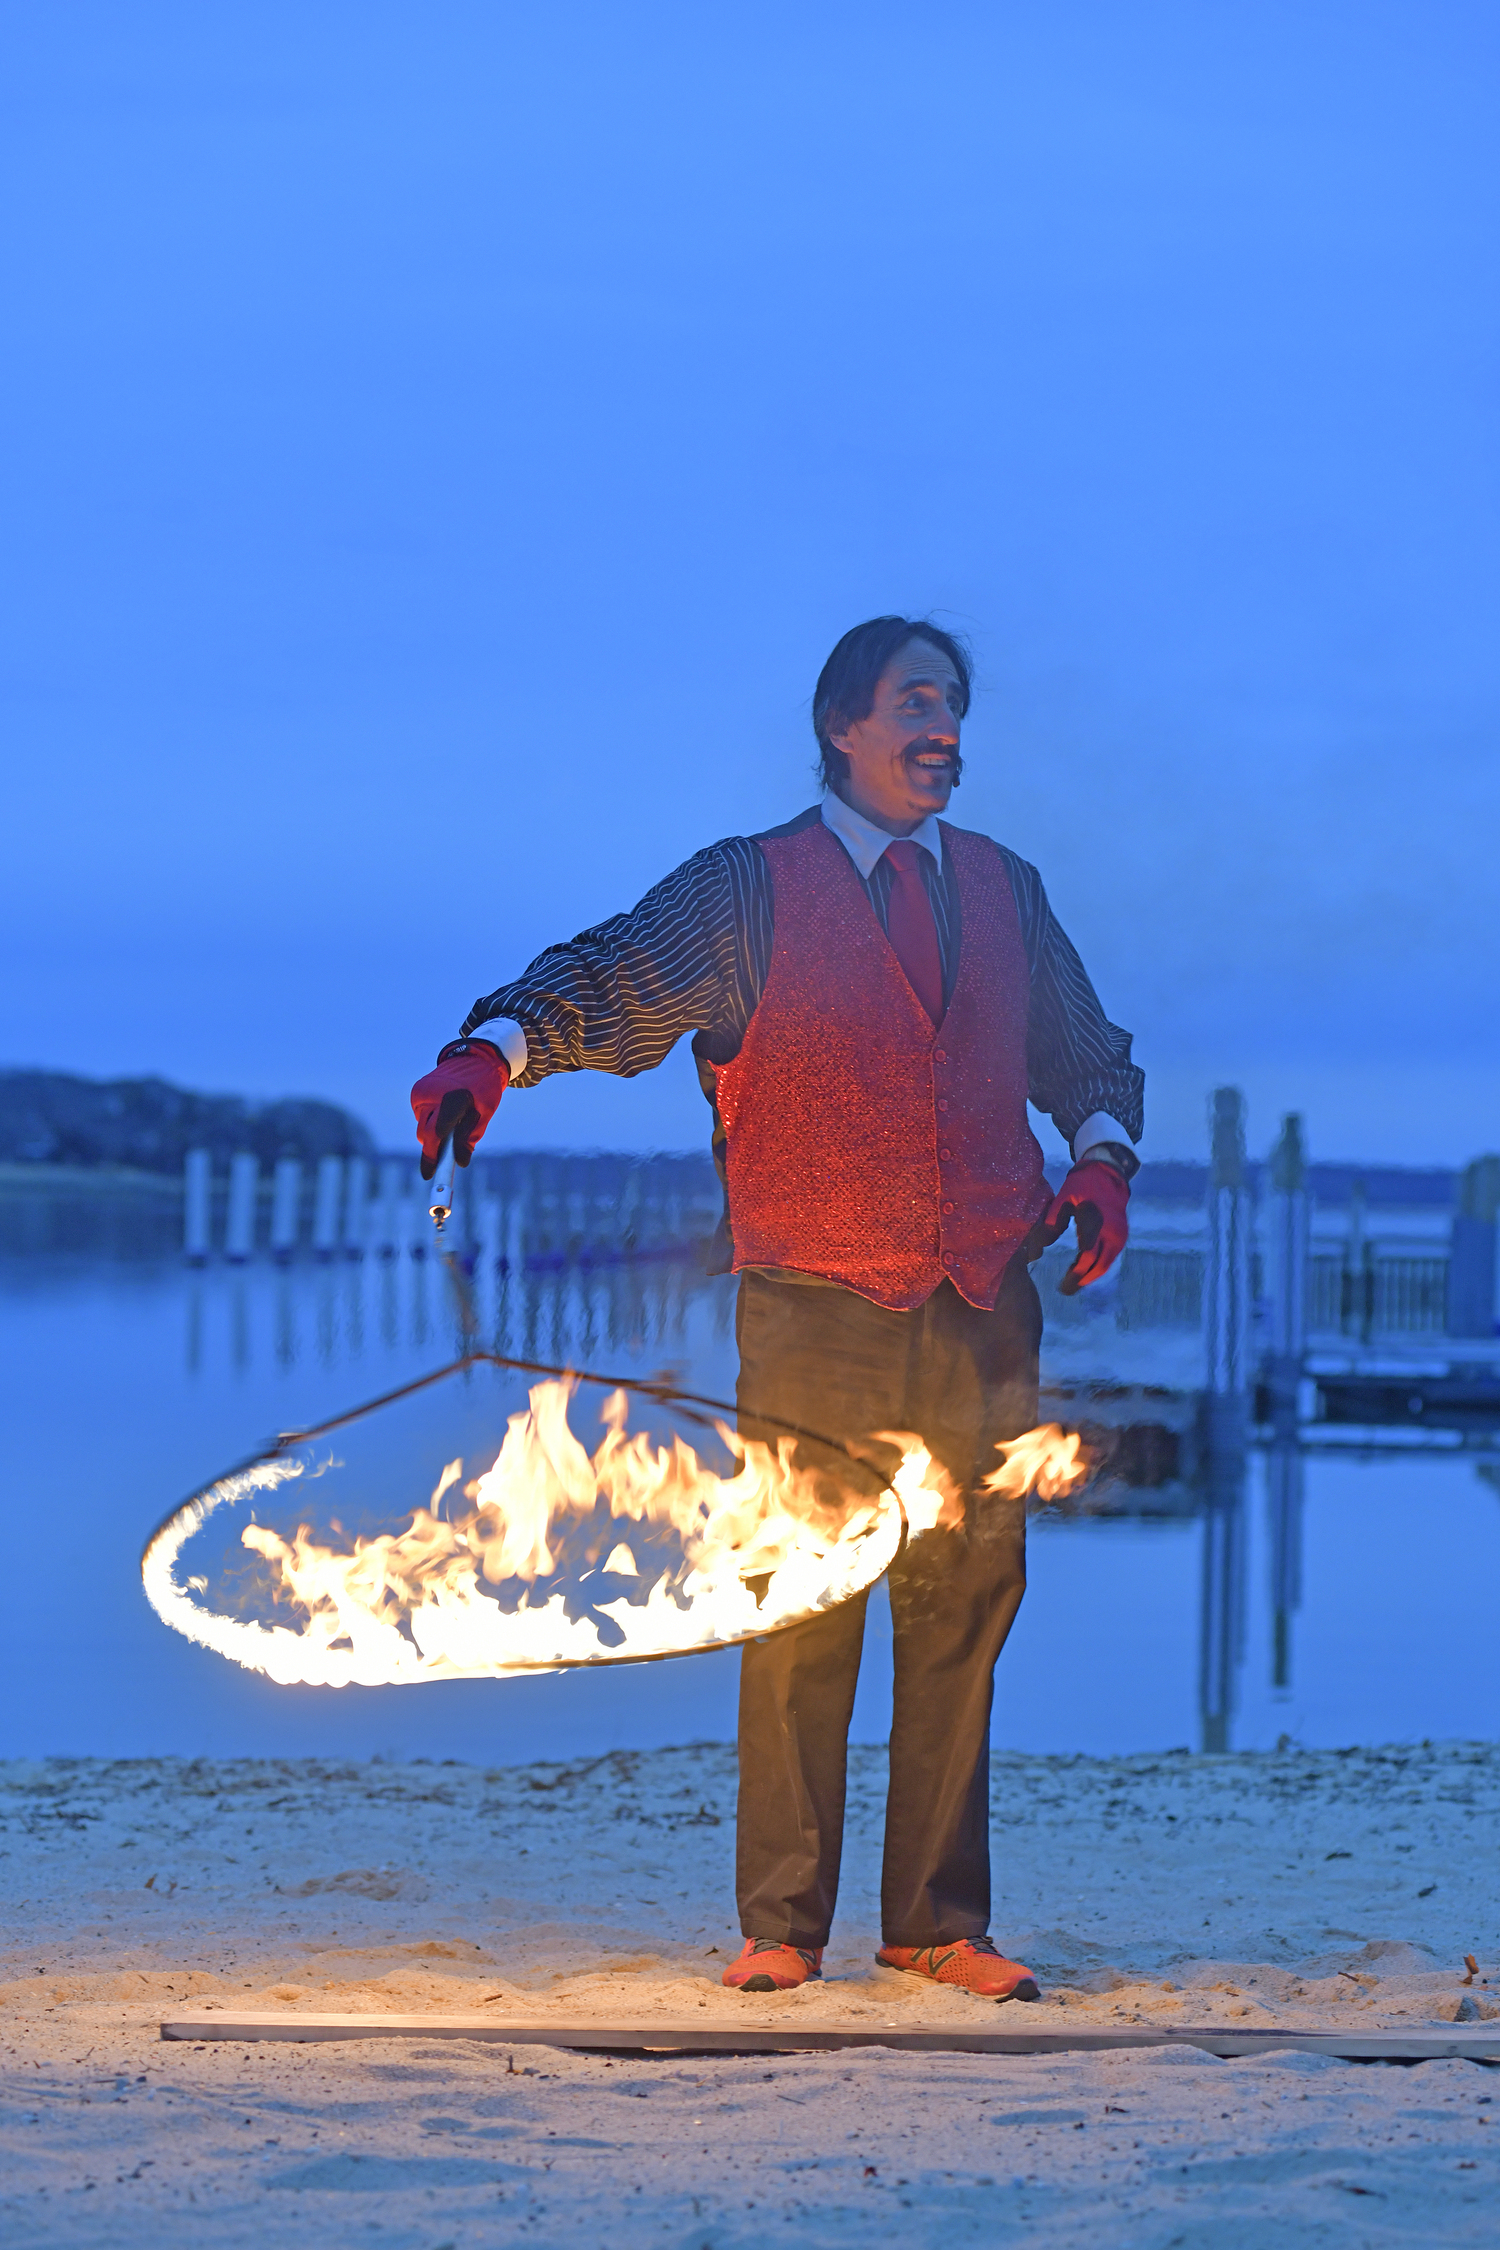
xmin=427 ymin=1132 xmax=479 ymax=1344
xmin=428 ymin=1136 xmax=458 ymax=1231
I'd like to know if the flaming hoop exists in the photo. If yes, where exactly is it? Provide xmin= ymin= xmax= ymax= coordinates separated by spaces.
xmin=141 ymin=1350 xmax=1089 ymax=1690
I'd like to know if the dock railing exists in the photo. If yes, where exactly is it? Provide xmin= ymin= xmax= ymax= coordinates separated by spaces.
xmin=174 ymin=1124 xmax=1500 ymax=1363
xmin=177 ymin=1147 xmax=723 ymax=1274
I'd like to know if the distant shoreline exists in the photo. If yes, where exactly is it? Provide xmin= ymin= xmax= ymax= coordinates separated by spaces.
xmin=0 ymin=1161 xmax=181 ymax=1197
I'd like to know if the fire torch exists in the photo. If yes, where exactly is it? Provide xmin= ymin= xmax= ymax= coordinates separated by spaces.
xmin=425 ymin=1132 xmax=478 ymax=1344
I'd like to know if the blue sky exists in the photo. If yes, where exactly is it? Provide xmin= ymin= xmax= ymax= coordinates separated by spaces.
xmin=3 ymin=1 xmax=1496 ymax=1164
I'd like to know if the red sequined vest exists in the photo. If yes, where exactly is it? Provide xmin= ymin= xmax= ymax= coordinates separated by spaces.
xmin=711 ymin=819 xmax=1048 ymax=1310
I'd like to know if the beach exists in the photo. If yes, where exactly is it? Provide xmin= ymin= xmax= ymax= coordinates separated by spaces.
xmin=2 ymin=1737 xmax=1496 ymax=2244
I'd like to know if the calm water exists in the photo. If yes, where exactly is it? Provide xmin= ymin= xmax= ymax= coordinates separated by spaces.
xmin=2 ymin=1242 xmax=1496 ymax=1764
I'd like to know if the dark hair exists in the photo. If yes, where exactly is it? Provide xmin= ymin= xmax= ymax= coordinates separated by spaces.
xmin=812 ymin=615 xmax=973 ymax=789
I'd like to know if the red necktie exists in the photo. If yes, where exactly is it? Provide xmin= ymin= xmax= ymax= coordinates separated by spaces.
xmin=883 ymin=840 xmax=944 ymax=1027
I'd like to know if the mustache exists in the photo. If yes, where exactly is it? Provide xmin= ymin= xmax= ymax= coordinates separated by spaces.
xmin=903 ymin=737 xmax=963 ymax=784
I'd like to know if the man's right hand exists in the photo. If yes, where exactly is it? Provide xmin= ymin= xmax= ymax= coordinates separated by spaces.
xmin=411 ymin=1040 xmax=509 ymax=1179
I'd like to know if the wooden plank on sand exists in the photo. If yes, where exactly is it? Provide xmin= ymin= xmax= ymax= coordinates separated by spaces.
xmin=159 ymin=2011 xmax=1500 ymax=2062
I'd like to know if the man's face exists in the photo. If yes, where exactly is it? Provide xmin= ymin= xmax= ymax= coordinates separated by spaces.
xmin=828 ymin=640 xmax=965 ymax=830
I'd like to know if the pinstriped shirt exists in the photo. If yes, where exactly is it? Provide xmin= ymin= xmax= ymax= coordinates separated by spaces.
xmin=459 ymin=802 xmax=1143 ymax=1152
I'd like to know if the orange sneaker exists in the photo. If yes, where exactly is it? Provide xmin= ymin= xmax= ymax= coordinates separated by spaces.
xmin=722 ymin=1939 xmax=823 ymax=1993
xmin=875 ymin=1937 xmax=1039 ymax=2001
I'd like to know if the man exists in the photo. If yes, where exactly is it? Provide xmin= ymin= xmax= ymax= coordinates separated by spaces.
xmin=411 ymin=616 xmax=1143 ymax=2001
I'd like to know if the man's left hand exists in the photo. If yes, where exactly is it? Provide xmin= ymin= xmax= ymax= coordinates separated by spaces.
xmin=1044 ymin=1160 xmax=1130 ymax=1295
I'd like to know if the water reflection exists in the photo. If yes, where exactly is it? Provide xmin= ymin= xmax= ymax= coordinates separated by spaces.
xmin=1267 ymin=1428 xmax=1305 ymax=1694
xmin=176 ymin=1243 xmax=735 ymax=1387
xmin=1198 ymin=1442 xmax=1247 ymax=1755
xmin=2 ymin=1237 xmax=1496 ymax=1762
xmin=153 ymin=1250 xmax=1498 ymax=1755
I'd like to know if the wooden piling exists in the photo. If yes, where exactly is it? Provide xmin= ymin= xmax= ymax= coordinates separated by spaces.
xmin=1264 ymin=1112 xmax=1309 ymax=1378
xmin=182 ymin=1148 xmax=212 ymax=1264
xmin=1200 ymin=1088 xmax=1251 ymax=1752
xmin=224 ymin=1152 xmax=259 ymax=1263
xmin=376 ymin=1158 xmax=405 ymax=1259
xmin=1203 ymin=1087 xmax=1252 ymax=1408
xmin=311 ymin=1154 xmax=344 ymax=1258
xmin=270 ymin=1156 xmax=302 ymax=1263
xmin=342 ymin=1155 xmax=370 ymax=1257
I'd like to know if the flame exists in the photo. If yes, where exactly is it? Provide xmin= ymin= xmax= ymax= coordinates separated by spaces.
xmin=981 ymin=1422 xmax=1089 ymax=1503
xmin=141 ymin=1384 xmax=1089 ymax=1688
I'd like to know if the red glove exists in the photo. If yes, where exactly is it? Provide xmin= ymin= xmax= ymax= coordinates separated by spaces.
xmin=1044 ymin=1159 xmax=1130 ymax=1295
xmin=411 ymin=1040 xmax=509 ymax=1179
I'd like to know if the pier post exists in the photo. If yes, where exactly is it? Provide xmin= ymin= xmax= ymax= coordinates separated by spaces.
xmin=342 ymin=1155 xmax=370 ymax=1258
xmin=376 ymin=1159 xmax=405 ymax=1259
xmin=311 ymin=1155 xmax=344 ymax=1259
xmin=1260 ymin=1118 xmax=1307 ymax=1691
xmin=1447 ymin=1155 xmax=1500 ymax=1338
xmin=1263 ymin=1112 xmax=1309 ymax=1417
xmin=1199 ymin=1088 xmax=1251 ymax=1752
xmin=224 ymin=1152 xmax=259 ymax=1264
xmin=183 ymin=1148 xmax=212 ymax=1264
xmin=1203 ymin=1088 xmax=1253 ymax=1423
xmin=270 ymin=1157 xmax=302 ymax=1264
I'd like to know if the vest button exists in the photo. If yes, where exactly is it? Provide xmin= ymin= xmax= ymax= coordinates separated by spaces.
xmin=942 ymin=1200 xmax=954 ymax=1214
xmin=937 ymin=1099 xmax=949 ymax=1112
xmin=942 ymin=1252 xmax=953 ymax=1265
xmin=934 ymin=1049 xmax=947 ymax=1063
xmin=940 ymin=1148 xmax=952 ymax=1161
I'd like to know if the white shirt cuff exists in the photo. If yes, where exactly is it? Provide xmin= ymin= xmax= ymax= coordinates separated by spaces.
xmin=1073 ymin=1113 xmax=1134 ymax=1163
xmin=464 ymin=1018 xmax=529 ymax=1078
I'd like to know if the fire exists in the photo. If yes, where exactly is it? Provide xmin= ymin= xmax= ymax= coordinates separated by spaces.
xmin=141 ymin=1383 xmax=1089 ymax=1687
xmin=982 ymin=1422 xmax=1089 ymax=1502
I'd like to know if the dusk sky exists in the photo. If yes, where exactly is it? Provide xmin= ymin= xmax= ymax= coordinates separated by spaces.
xmin=4 ymin=2 xmax=1496 ymax=1166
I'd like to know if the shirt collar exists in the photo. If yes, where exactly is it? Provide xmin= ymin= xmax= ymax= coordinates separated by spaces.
xmin=819 ymin=792 xmax=945 ymax=881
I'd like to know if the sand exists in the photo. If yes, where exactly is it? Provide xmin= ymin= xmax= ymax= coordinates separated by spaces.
xmin=1 ymin=1738 xmax=1496 ymax=2243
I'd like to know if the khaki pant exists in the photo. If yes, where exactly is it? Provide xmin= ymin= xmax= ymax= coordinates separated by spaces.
xmin=733 ymin=1261 xmax=1041 ymax=1950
